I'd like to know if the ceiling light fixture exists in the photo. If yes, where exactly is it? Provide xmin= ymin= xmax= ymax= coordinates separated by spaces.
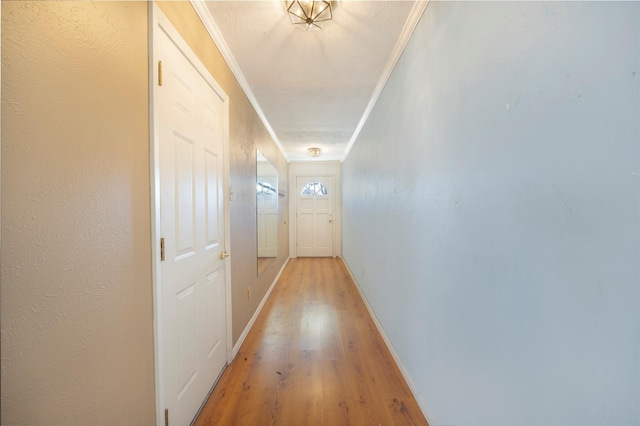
xmin=307 ymin=147 xmax=322 ymax=157
xmin=286 ymin=1 xmax=333 ymax=31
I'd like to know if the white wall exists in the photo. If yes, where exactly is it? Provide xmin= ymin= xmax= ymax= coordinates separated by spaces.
xmin=342 ymin=2 xmax=640 ymax=425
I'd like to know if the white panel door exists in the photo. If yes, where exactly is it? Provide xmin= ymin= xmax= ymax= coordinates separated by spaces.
xmin=296 ymin=176 xmax=334 ymax=257
xmin=158 ymin=26 xmax=227 ymax=426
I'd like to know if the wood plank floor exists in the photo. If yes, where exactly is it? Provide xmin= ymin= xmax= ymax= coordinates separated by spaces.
xmin=195 ymin=257 xmax=428 ymax=426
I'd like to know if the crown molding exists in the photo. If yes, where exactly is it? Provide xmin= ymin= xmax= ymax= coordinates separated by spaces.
xmin=190 ymin=0 xmax=289 ymax=163
xmin=341 ymin=0 xmax=430 ymax=162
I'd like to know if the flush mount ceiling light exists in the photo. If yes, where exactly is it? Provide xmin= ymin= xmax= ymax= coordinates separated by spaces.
xmin=307 ymin=147 xmax=322 ymax=157
xmin=286 ymin=0 xmax=333 ymax=31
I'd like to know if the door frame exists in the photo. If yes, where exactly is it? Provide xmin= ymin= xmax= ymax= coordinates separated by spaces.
xmin=295 ymin=175 xmax=335 ymax=257
xmin=149 ymin=5 xmax=232 ymax=425
xmin=289 ymin=161 xmax=342 ymax=259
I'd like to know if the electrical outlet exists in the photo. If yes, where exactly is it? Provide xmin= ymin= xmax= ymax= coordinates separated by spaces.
xmin=247 ymin=287 xmax=251 ymax=300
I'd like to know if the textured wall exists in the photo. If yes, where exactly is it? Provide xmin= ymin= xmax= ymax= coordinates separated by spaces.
xmin=342 ymin=2 xmax=640 ymax=425
xmin=157 ymin=2 xmax=289 ymax=345
xmin=1 ymin=2 xmax=155 ymax=424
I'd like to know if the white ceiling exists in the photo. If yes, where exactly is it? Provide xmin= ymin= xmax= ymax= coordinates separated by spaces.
xmin=201 ymin=1 xmax=425 ymax=161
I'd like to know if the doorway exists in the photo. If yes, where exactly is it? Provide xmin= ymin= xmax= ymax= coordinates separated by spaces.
xmin=296 ymin=176 xmax=335 ymax=257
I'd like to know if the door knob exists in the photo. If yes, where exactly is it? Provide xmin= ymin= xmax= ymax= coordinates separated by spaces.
xmin=219 ymin=250 xmax=230 ymax=260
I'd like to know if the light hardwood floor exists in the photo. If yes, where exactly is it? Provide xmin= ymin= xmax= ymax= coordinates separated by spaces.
xmin=195 ymin=257 xmax=428 ymax=426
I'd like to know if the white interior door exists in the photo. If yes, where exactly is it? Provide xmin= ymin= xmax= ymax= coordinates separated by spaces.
xmin=157 ymin=22 xmax=228 ymax=426
xmin=296 ymin=176 xmax=334 ymax=257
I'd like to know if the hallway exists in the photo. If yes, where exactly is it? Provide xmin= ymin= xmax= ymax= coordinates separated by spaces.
xmin=195 ymin=258 xmax=428 ymax=425
xmin=3 ymin=2 xmax=638 ymax=424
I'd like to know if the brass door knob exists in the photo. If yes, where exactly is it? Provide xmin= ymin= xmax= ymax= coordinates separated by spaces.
xmin=219 ymin=250 xmax=230 ymax=260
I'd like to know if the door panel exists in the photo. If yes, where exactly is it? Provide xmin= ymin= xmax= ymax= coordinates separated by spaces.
xmin=176 ymin=282 xmax=197 ymax=398
xmin=205 ymin=270 xmax=223 ymax=356
xmin=299 ymin=213 xmax=314 ymax=248
xmin=264 ymin=212 xmax=278 ymax=255
xmin=204 ymin=150 xmax=219 ymax=248
xmin=174 ymin=135 xmax=196 ymax=256
xmin=316 ymin=213 xmax=331 ymax=249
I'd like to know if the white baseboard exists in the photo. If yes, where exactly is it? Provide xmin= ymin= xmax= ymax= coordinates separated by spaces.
xmin=231 ymin=257 xmax=290 ymax=359
xmin=341 ymin=258 xmax=437 ymax=426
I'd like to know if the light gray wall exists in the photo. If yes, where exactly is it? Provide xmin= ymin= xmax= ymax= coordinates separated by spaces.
xmin=342 ymin=2 xmax=640 ymax=425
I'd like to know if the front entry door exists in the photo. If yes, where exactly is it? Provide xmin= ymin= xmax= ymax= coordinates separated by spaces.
xmin=296 ymin=176 xmax=334 ymax=257
xmin=156 ymin=15 xmax=228 ymax=426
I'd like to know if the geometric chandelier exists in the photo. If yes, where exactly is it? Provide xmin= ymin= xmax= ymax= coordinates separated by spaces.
xmin=286 ymin=1 xmax=333 ymax=31
xmin=307 ymin=147 xmax=322 ymax=157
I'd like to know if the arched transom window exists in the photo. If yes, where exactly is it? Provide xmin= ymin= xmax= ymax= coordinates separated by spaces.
xmin=301 ymin=182 xmax=328 ymax=196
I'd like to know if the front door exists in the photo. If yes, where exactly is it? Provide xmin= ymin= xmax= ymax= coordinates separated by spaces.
xmin=156 ymin=15 xmax=228 ymax=426
xmin=296 ymin=176 xmax=334 ymax=257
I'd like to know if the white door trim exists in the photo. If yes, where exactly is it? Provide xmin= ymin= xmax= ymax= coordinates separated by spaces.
xmin=288 ymin=162 xmax=342 ymax=259
xmin=293 ymin=174 xmax=337 ymax=257
xmin=149 ymin=5 xmax=232 ymax=425
xmin=293 ymin=174 xmax=337 ymax=258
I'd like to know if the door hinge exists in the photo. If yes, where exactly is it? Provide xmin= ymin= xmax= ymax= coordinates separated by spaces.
xmin=164 ymin=408 xmax=169 ymax=426
xmin=158 ymin=60 xmax=163 ymax=86
xmin=160 ymin=238 xmax=165 ymax=261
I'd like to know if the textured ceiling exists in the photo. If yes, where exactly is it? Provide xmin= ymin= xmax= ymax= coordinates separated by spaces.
xmin=204 ymin=1 xmax=419 ymax=161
